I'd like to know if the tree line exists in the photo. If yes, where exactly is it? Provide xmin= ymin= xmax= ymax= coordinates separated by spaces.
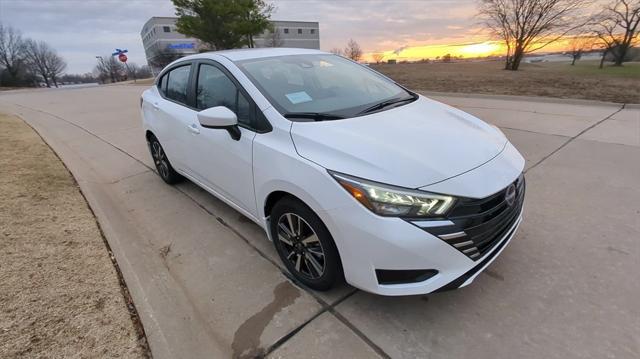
xmin=479 ymin=0 xmax=640 ymax=70
xmin=344 ymin=0 xmax=638 ymax=69
xmin=0 ymin=22 xmax=153 ymax=88
xmin=0 ymin=24 xmax=67 ymax=87
xmin=93 ymin=56 xmax=152 ymax=84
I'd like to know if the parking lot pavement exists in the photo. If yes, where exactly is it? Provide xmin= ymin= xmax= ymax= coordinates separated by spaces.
xmin=1 ymin=86 xmax=638 ymax=358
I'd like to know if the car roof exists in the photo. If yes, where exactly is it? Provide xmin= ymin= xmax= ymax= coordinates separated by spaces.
xmin=180 ymin=47 xmax=328 ymax=62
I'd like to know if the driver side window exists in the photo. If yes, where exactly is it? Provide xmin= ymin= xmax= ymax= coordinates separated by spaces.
xmin=196 ymin=64 xmax=251 ymax=127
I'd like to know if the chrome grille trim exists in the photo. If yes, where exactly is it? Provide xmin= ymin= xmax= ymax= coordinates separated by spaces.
xmin=412 ymin=220 xmax=455 ymax=228
xmin=438 ymin=232 xmax=466 ymax=240
xmin=407 ymin=174 xmax=525 ymax=261
xmin=453 ymin=240 xmax=474 ymax=248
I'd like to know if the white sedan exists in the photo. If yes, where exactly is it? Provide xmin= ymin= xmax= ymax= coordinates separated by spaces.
xmin=141 ymin=48 xmax=525 ymax=296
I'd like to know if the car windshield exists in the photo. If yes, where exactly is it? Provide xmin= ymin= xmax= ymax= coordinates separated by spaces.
xmin=236 ymin=54 xmax=415 ymax=120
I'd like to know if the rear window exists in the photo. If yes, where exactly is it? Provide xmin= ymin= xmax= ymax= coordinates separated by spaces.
xmin=165 ymin=65 xmax=191 ymax=104
xmin=158 ymin=74 xmax=168 ymax=95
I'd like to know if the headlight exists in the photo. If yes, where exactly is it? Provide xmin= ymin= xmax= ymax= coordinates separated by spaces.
xmin=329 ymin=171 xmax=456 ymax=218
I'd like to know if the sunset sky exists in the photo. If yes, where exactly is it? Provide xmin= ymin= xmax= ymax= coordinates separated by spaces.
xmin=0 ymin=0 xmax=585 ymax=73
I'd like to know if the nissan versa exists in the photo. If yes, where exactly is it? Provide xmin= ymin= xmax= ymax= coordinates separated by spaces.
xmin=141 ymin=48 xmax=525 ymax=296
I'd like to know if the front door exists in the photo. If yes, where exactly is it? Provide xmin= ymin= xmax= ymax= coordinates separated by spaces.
xmin=186 ymin=62 xmax=258 ymax=217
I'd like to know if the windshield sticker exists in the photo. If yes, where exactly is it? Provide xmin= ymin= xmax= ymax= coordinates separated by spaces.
xmin=285 ymin=91 xmax=313 ymax=104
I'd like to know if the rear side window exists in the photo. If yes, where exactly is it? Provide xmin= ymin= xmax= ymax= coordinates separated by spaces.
xmin=158 ymin=74 xmax=168 ymax=95
xmin=165 ymin=65 xmax=191 ymax=104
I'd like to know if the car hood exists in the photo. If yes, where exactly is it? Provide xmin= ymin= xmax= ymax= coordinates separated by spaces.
xmin=290 ymin=96 xmax=508 ymax=189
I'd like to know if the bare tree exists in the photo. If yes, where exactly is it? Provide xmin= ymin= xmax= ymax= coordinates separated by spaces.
xmin=44 ymin=48 xmax=65 ymax=87
xmin=148 ymin=49 xmax=182 ymax=72
xmin=264 ymin=27 xmax=284 ymax=47
xmin=125 ymin=62 xmax=151 ymax=80
xmin=478 ymin=0 xmax=589 ymax=70
xmin=344 ymin=39 xmax=363 ymax=61
xmin=95 ymin=55 xmax=124 ymax=84
xmin=594 ymin=0 xmax=640 ymax=66
xmin=24 ymin=39 xmax=51 ymax=87
xmin=137 ymin=65 xmax=153 ymax=79
xmin=329 ymin=47 xmax=343 ymax=56
xmin=568 ymin=35 xmax=595 ymax=65
xmin=0 ymin=24 xmax=26 ymax=85
xmin=372 ymin=52 xmax=385 ymax=64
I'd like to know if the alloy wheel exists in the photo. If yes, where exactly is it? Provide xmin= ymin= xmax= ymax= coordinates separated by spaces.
xmin=151 ymin=141 xmax=169 ymax=179
xmin=276 ymin=213 xmax=326 ymax=279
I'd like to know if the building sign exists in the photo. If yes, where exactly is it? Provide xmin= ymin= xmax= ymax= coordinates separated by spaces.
xmin=167 ymin=43 xmax=195 ymax=50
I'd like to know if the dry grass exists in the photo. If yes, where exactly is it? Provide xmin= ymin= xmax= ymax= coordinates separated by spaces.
xmin=372 ymin=60 xmax=640 ymax=104
xmin=0 ymin=114 xmax=148 ymax=358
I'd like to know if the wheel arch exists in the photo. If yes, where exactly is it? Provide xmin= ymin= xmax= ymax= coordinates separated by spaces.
xmin=264 ymin=190 xmax=292 ymax=218
xmin=261 ymin=185 xmax=324 ymax=219
xmin=145 ymin=129 xmax=155 ymax=142
xmin=264 ymin=188 xmax=345 ymax=284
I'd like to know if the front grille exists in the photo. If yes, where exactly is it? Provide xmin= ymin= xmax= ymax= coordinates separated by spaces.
xmin=411 ymin=174 xmax=525 ymax=260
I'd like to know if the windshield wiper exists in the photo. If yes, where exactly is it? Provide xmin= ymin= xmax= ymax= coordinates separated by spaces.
xmin=357 ymin=94 xmax=418 ymax=115
xmin=283 ymin=112 xmax=345 ymax=121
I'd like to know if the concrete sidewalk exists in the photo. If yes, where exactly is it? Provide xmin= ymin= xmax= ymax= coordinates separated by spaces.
xmin=1 ymin=86 xmax=638 ymax=359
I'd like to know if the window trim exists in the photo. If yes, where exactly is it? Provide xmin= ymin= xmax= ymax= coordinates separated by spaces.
xmin=155 ymin=59 xmax=272 ymax=134
xmin=157 ymin=62 xmax=194 ymax=108
xmin=193 ymin=59 xmax=272 ymax=134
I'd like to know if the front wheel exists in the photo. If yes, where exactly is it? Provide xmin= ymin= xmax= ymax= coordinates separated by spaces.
xmin=148 ymin=135 xmax=181 ymax=184
xmin=270 ymin=197 xmax=342 ymax=291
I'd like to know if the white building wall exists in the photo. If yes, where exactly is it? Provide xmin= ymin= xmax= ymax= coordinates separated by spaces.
xmin=140 ymin=17 xmax=320 ymax=72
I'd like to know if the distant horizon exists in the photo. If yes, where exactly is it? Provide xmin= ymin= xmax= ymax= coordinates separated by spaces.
xmin=0 ymin=0 xmax=611 ymax=74
xmin=361 ymin=36 xmax=604 ymax=64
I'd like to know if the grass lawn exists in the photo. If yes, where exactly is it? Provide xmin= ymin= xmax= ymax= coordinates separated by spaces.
xmin=372 ymin=60 xmax=640 ymax=104
xmin=0 ymin=114 xmax=148 ymax=358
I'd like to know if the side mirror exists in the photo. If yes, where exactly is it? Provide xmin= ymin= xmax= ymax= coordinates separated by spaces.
xmin=197 ymin=106 xmax=241 ymax=140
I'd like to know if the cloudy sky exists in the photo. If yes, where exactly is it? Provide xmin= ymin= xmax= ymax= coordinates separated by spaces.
xmin=0 ymin=0 xmax=486 ymax=73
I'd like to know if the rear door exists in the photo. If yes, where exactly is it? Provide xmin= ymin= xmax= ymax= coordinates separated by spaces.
xmin=153 ymin=63 xmax=193 ymax=172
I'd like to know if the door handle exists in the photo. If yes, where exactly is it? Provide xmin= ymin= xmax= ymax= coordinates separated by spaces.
xmin=187 ymin=123 xmax=200 ymax=135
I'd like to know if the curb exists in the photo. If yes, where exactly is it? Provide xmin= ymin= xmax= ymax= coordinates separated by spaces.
xmin=417 ymin=90 xmax=635 ymax=108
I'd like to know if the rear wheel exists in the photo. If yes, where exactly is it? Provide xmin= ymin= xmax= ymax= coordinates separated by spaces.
xmin=148 ymin=134 xmax=181 ymax=184
xmin=270 ymin=197 xmax=342 ymax=291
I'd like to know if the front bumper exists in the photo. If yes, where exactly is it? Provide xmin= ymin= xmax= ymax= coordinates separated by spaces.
xmin=318 ymin=178 xmax=525 ymax=296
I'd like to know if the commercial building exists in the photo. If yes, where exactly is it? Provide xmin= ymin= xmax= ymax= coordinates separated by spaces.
xmin=141 ymin=17 xmax=200 ymax=73
xmin=141 ymin=17 xmax=319 ymax=73
xmin=253 ymin=20 xmax=320 ymax=49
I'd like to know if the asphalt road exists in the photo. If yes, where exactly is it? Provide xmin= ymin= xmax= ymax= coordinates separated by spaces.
xmin=1 ymin=85 xmax=638 ymax=359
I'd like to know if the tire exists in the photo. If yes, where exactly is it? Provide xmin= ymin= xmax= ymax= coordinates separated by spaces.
xmin=147 ymin=134 xmax=182 ymax=184
xmin=270 ymin=196 xmax=342 ymax=291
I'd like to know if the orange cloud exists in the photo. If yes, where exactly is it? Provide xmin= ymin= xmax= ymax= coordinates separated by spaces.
xmin=363 ymin=36 xmax=595 ymax=63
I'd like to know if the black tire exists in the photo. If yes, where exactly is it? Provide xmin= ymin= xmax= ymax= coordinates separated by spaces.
xmin=270 ymin=196 xmax=342 ymax=291
xmin=147 ymin=134 xmax=182 ymax=184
